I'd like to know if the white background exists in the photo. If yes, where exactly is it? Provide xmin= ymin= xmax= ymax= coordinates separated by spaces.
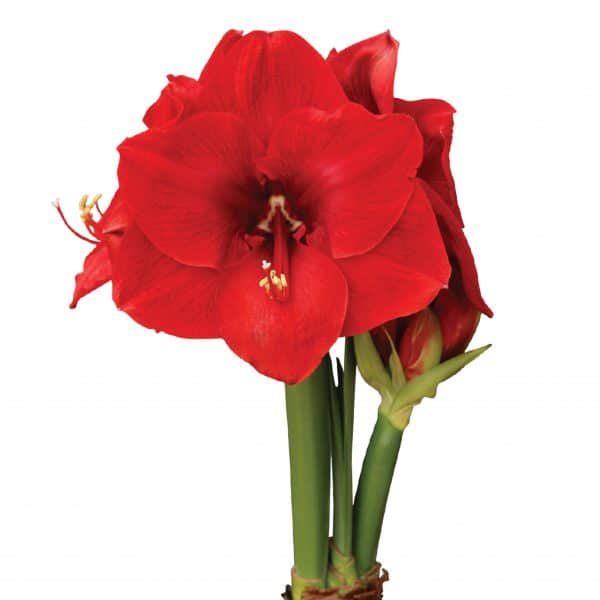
xmin=1 ymin=1 xmax=599 ymax=598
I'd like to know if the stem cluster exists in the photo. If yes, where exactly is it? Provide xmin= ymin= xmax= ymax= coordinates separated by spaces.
xmin=284 ymin=335 xmax=490 ymax=599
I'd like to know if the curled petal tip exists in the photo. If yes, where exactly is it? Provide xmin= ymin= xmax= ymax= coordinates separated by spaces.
xmin=383 ymin=29 xmax=399 ymax=46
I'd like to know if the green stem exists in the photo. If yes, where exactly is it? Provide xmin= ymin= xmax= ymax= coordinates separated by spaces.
xmin=328 ymin=339 xmax=358 ymax=587
xmin=285 ymin=357 xmax=331 ymax=589
xmin=353 ymin=412 xmax=403 ymax=576
xmin=329 ymin=359 xmax=347 ymax=554
xmin=343 ymin=338 xmax=356 ymax=480
xmin=332 ymin=338 xmax=356 ymax=556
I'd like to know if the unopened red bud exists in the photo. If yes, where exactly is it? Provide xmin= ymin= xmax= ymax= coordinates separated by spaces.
xmin=434 ymin=288 xmax=481 ymax=360
xmin=399 ymin=308 xmax=442 ymax=380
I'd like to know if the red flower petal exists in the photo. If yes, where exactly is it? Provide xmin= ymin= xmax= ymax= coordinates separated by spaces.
xmin=371 ymin=318 xmax=407 ymax=364
xmin=199 ymin=29 xmax=243 ymax=82
xmin=434 ymin=285 xmax=481 ymax=360
xmin=112 ymin=225 xmax=220 ymax=338
xmin=117 ymin=112 xmax=264 ymax=269
xmin=68 ymin=192 xmax=129 ymax=309
xmin=258 ymin=103 xmax=423 ymax=259
xmin=99 ymin=191 xmax=129 ymax=235
xmin=70 ymin=243 xmax=112 ymax=308
xmin=394 ymin=98 xmax=462 ymax=225
xmin=143 ymin=75 xmax=205 ymax=129
xmin=421 ymin=181 xmax=492 ymax=317
xmin=217 ymin=241 xmax=348 ymax=383
xmin=327 ymin=31 xmax=399 ymax=114
xmin=338 ymin=181 xmax=450 ymax=336
xmin=198 ymin=31 xmax=347 ymax=143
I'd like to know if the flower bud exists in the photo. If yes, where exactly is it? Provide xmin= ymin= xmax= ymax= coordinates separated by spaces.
xmin=433 ymin=288 xmax=481 ymax=360
xmin=398 ymin=308 xmax=443 ymax=380
xmin=353 ymin=332 xmax=392 ymax=393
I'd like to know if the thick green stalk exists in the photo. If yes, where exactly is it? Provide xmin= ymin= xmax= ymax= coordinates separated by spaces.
xmin=353 ymin=412 xmax=403 ymax=576
xmin=285 ymin=357 xmax=331 ymax=589
xmin=343 ymin=338 xmax=356 ymax=477
xmin=329 ymin=359 xmax=348 ymax=554
xmin=328 ymin=340 xmax=358 ymax=584
xmin=332 ymin=338 xmax=356 ymax=557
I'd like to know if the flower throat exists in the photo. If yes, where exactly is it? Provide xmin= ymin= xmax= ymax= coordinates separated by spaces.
xmin=257 ymin=194 xmax=303 ymax=302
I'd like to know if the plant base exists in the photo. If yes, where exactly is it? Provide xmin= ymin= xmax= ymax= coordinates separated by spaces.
xmin=282 ymin=564 xmax=389 ymax=599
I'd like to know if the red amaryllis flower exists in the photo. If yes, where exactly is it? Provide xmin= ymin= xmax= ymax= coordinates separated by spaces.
xmin=58 ymin=30 xmax=451 ymax=383
xmin=327 ymin=31 xmax=492 ymax=319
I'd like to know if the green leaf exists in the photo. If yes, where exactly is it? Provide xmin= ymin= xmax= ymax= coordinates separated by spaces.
xmin=386 ymin=344 xmax=492 ymax=430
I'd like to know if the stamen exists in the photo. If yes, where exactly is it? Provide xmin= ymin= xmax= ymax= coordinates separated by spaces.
xmin=259 ymin=276 xmax=271 ymax=296
xmin=257 ymin=194 xmax=303 ymax=233
xmin=269 ymin=269 xmax=288 ymax=292
xmin=268 ymin=208 xmax=290 ymax=301
xmin=84 ymin=222 xmax=97 ymax=237
xmin=95 ymin=197 xmax=104 ymax=217
xmin=80 ymin=193 xmax=102 ymax=223
xmin=256 ymin=194 xmax=298 ymax=301
xmin=53 ymin=199 xmax=99 ymax=244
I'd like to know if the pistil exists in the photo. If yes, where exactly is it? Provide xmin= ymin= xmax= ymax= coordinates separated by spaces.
xmin=270 ymin=207 xmax=290 ymax=301
xmin=258 ymin=194 xmax=297 ymax=302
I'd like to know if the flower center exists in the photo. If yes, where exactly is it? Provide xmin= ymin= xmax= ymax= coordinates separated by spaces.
xmin=257 ymin=194 xmax=302 ymax=302
xmin=53 ymin=193 xmax=104 ymax=244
